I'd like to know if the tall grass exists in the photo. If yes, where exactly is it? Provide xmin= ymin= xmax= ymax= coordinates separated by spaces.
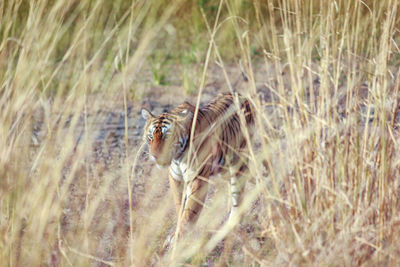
xmin=1 ymin=0 xmax=400 ymax=265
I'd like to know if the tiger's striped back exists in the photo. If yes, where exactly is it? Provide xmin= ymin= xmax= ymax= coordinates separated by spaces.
xmin=182 ymin=92 xmax=254 ymax=177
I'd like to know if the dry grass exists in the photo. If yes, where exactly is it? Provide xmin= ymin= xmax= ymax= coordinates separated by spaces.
xmin=1 ymin=0 xmax=400 ymax=266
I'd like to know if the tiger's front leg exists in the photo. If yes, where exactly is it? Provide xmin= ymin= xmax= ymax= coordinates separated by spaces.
xmin=168 ymin=172 xmax=209 ymax=226
xmin=168 ymin=173 xmax=183 ymax=216
xmin=180 ymin=177 xmax=209 ymax=227
xmin=170 ymin=162 xmax=211 ymax=236
xmin=164 ymin=174 xmax=209 ymax=248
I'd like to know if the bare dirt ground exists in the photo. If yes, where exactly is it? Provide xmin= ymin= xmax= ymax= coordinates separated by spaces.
xmin=28 ymin=63 xmax=280 ymax=264
xmin=28 ymin=62 xmax=400 ymax=265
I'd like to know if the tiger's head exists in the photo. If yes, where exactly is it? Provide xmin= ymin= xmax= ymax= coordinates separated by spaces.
xmin=141 ymin=105 xmax=193 ymax=167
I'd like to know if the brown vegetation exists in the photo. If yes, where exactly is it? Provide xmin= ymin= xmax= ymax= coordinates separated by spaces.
xmin=1 ymin=0 xmax=400 ymax=266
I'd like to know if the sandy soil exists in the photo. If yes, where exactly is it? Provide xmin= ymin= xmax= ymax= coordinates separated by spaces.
xmin=28 ymin=62 xmax=400 ymax=265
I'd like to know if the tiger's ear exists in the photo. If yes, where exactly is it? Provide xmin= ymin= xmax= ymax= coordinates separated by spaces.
xmin=178 ymin=102 xmax=194 ymax=116
xmin=179 ymin=109 xmax=189 ymax=116
xmin=141 ymin=108 xmax=154 ymax=120
xmin=177 ymin=108 xmax=193 ymax=125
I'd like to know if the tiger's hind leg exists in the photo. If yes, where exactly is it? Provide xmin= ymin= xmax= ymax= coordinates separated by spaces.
xmin=228 ymin=164 xmax=248 ymax=223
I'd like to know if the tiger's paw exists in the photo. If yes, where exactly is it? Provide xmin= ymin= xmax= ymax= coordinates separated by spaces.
xmin=160 ymin=233 xmax=175 ymax=255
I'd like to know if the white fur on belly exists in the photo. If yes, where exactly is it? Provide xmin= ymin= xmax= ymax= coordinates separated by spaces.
xmin=169 ymin=159 xmax=197 ymax=183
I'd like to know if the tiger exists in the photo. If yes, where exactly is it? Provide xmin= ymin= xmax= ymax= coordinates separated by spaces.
xmin=141 ymin=92 xmax=255 ymax=235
